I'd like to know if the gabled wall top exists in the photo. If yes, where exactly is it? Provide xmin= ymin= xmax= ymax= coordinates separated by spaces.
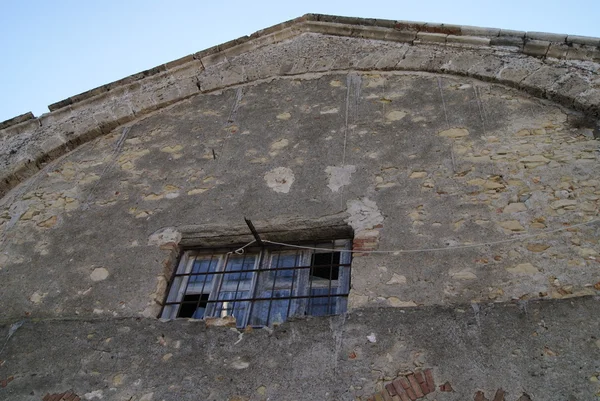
xmin=2 ymin=13 xmax=599 ymax=129
xmin=1 ymin=13 xmax=599 ymax=199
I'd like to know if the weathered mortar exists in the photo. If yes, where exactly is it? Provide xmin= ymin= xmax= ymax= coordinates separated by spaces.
xmin=1 ymin=298 xmax=599 ymax=400
xmin=1 ymin=15 xmax=600 ymax=200
xmin=1 ymin=15 xmax=600 ymax=401
xmin=0 ymin=72 xmax=598 ymax=321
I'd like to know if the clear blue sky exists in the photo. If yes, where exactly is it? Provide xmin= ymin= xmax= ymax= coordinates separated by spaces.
xmin=1 ymin=0 xmax=599 ymax=123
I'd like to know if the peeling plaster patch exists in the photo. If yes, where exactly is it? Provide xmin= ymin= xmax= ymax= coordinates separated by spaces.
xmin=385 ymin=110 xmax=407 ymax=121
xmin=276 ymin=112 xmax=291 ymax=120
xmin=329 ymin=80 xmax=343 ymax=87
xmin=90 ymin=268 xmax=109 ymax=282
xmin=325 ymin=165 xmax=356 ymax=192
xmin=84 ymin=390 xmax=104 ymax=400
xmin=346 ymin=198 xmax=384 ymax=232
xmin=29 ymin=291 xmax=47 ymax=304
xmin=386 ymin=274 xmax=407 ymax=285
xmin=264 ymin=167 xmax=295 ymax=193
xmin=148 ymin=227 xmax=182 ymax=247
xmin=231 ymin=359 xmax=250 ymax=369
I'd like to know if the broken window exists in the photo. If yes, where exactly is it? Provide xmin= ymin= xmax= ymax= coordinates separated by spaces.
xmin=161 ymin=239 xmax=352 ymax=328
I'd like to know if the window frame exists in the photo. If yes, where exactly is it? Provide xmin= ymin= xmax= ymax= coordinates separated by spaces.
xmin=160 ymin=239 xmax=352 ymax=327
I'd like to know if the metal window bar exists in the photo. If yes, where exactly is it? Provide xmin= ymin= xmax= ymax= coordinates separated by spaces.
xmin=162 ymin=240 xmax=352 ymax=327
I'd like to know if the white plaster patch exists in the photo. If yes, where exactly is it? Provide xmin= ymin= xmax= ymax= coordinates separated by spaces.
xmin=29 ymin=291 xmax=47 ymax=304
xmin=264 ymin=167 xmax=295 ymax=193
xmin=84 ymin=390 xmax=104 ymax=400
xmin=90 ymin=268 xmax=109 ymax=282
xmin=325 ymin=165 xmax=356 ymax=192
xmin=346 ymin=198 xmax=384 ymax=232
xmin=231 ymin=359 xmax=250 ymax=369
xmin=148 ymin=227 xmax=182 ymax=247
xmin=386 ymin=274 xmax=407 ymax=285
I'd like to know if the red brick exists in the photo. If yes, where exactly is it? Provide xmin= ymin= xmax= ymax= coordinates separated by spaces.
xmin=439 ymin=381 xmax=454 ymax=392
xmin=367 ymin=397 xmax=375 ymax=401
xmin=385 ymin=383 xmax=397 ymax=396
xmin=407 ymin=374 xmax=424 ymax=398
xmin=60 ymin=390 xmax=74 ymax=400
xmin=391 ymin=380 xmax=412 ymax=401
xmin=492 ymin=389 xmax=505 ymax=401
xmin=516 ymin=395 xmax=532 ymax=401
xmin=423 ymin=369 xmax=435 ymax=393
xmin=474 ymin=391 xmax=489 ymax=401
xmin=397 ymin=377 xmax=417 ymax=400
xmin=382 ymin=389 xmax=394 ymax=401
xmin=0 ymin=380 xmax=6 ymax=388
xmin=413 ymin=371 xmax=429 ymax=395
xmin=43 ymin=394 xmax=51 ymax=401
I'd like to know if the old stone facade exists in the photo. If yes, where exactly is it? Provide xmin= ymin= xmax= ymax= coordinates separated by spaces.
xmin=1 ymin=14 xmax=599 ymax=401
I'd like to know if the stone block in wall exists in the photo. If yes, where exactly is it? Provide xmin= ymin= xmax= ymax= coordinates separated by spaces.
xmin=496 ymin=56 xmax=544 ymax=87
xmin=566 ymin=44 xmax=600 ymax=61
xmin=520 ymin=65 xmax=568 ymax=97
xmin=526 ymin=31 xmax=567 ymax=42
xmin=460 ymin=25 xmax=501 ymax=37
xmin=523 ymin=39 xmax=550 ymax=57
xmin=440 ymin=50 xmax=485 ymax=76
xmin=499 ymin=28 xmax=526 ymax=38
xmin=546 ymin=43 xmax=569 ymax=59
xmin=198 ymin=69 xmax=223 ymax=92
xmin=0 ymin=112 xmax=34 ymax=131
xmin=0 ymin=117 xmax=39 ymax=140
xmin=374 ymin=46 xmax=410 ymax=70
xmin=396 ymin=46 xmax=437 ymax=71
xmin=415 ymin=32 xmax=447 ymax=43
xmin=490 ymin=36 xmax=524 ymax=48
xmin=220 ymin=64 xmax=247 ymax=87
xmin=467 ymin=54 xmax=505 ymax=82
xmin=574 ymin=88 xmax=600 ymax=117
xmin=566 ymin=35 xmax=600 ymax=47
xmin=446 ymin=35 xmax=491 ymax=47
xmin=547 ymin=73 xmax=592 ymax=106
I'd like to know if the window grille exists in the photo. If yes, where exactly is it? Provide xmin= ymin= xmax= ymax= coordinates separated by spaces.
xmin=161 ymin=239 xmax=351 ymax=328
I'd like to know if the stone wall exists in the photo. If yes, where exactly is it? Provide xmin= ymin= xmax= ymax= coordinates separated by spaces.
xmin=1 ymin=15 xmax=600 ymax=401
xmin=1 ymin=70 xmax=598 ymax=319
xmin=1 ymin=14 xmax=599 ymax=200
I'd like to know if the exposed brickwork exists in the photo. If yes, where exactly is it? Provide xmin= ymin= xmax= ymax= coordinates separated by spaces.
xmin=0 ymin=376 xmax=14 ymax=388
xmin=368 ymin=369 xmax=436 ymax=401
xmin=352 ymin=225 xmax=382 ymax=256
xmin=42 ymin=390 xmax=80 ymax=401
